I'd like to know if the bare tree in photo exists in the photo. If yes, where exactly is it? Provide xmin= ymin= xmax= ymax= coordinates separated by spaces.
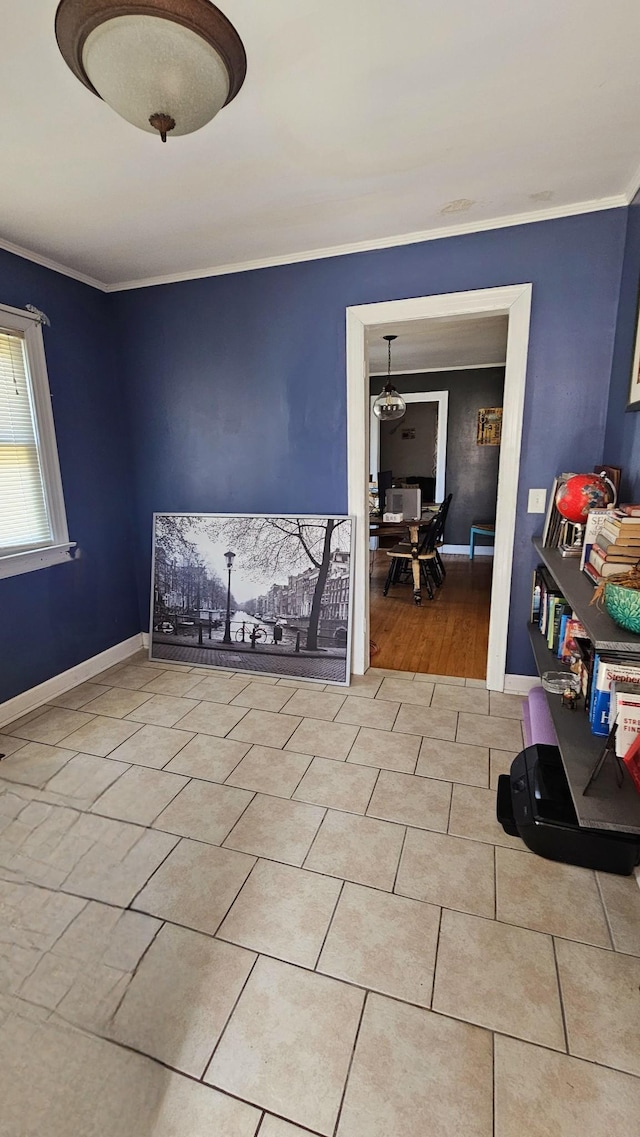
xmin=217 ymin=516 xmax=348 ymax=650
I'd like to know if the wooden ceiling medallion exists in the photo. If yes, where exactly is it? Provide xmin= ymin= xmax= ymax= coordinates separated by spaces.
xmin=55 ymin=0 xmax=247 ymax=105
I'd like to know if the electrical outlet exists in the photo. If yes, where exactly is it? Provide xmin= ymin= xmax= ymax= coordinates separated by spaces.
xmin=528 ymin=488 xmax=547 ymax=514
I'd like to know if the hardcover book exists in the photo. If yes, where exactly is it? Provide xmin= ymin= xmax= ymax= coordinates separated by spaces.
xmin=590 ymin=658 xmax=640 ymax=737
xmin=580 ymin=508 xmax=613 ymax=572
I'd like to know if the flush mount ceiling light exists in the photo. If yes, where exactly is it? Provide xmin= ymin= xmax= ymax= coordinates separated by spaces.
xmin=55 ymin=0 xmax=247 ymax=142
xmin=372 ymin=335 xmax=406 ymax=422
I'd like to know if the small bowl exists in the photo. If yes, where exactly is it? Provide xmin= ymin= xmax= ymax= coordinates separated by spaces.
xmin=604 ymin=582 xmax=640 ymax=635
xmin=541 ymin=671 xmax=580 ymax=695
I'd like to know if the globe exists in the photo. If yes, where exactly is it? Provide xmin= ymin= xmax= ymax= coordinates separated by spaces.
xmin=555 ymin=474 xmax=612 ymax=524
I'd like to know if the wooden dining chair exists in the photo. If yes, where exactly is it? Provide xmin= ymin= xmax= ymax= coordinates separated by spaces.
xmin=383 ymin=516 xmax=441 ymax=603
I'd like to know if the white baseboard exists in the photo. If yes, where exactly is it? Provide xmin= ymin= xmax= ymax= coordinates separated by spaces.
xmin=503 ymin=674 xmax=541 ymax=695
xmin=0 ymin=633 xmax=144 ymax=729
xmin=442 ymin=544 xmax=494 ymax=556
xmin=142 ymin=631 xmax=150 ymax=648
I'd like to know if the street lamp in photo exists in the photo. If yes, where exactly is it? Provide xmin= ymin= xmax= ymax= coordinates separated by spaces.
xmin=223 ymin=550 xmax=236 ymax=644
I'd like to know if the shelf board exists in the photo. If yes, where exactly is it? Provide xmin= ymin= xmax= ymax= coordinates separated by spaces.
xmin=532 ymin=536 xmax=640 ymax=652
xmin=527 ymin=625 xmax=640 ymax=834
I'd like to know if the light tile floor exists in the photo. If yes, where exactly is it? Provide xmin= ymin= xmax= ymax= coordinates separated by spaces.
xmin=1 ymin=650 xmax=640 ymax=1137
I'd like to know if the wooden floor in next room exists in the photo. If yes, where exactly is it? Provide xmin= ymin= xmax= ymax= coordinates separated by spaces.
xmin=369 ymin=553 xmax=493 ymax=678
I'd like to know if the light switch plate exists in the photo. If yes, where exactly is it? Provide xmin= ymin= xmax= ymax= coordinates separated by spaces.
xmin=528 ymin=488 xmax=547 ymax=514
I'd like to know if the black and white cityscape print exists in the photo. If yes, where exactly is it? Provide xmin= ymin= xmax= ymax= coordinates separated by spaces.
xmin=150 ymin=513 xmax=353 ymax=683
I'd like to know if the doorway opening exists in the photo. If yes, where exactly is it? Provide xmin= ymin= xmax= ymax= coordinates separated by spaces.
xmin=346 ymin=285 xmax=532 ymax=691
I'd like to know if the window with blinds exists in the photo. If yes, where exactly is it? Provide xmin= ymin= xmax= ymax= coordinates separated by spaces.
xmin=0 ymin=326 xmax=53 ymax=553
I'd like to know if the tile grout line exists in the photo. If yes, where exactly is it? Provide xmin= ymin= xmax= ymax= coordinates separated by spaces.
xmin=330 ymin=988 xmax=369 ymax=1137
xmin=390 ymin=825 xmax=409 ymax=894
xmin=106 ymin=914 xmax=166 ymax=1025
xmin=11 ymin=954 xmax=639 ymax=1086
xmin=594 ymin=871 xmax=616 ymax=952
xmin=362 ymin=766 xmax=382 ymax=816
xmin=429 ymin=905 xmax=444 ymax=1008
xmin=124 ymin=832 xmax=184 ymax=912
xmin=199 ymin=952 xmax=261 ymax=1081
xmin=299 ymin=807 xmax=330 ymax=870
xmin=492 ymin=1031 xmax=497 ymax=1137
xmin=284 ymin=752 xmax=317 ymax=800
xmin=551 ymin=935 xmax=571 ymax=1055
xmin=313 ymin=878 xmax=346 ymax=971
xmin=211 ymin=855 xmax=263 ymax=938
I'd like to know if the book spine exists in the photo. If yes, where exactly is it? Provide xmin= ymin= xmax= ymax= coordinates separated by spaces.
xmin=557 ymin=614 xmax=570 ymax=659
xmin=580 ymin=509 xmax=612 ymax=571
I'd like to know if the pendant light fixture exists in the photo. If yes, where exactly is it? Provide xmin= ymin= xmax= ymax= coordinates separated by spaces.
xmin=55 ymin=0 xmax=247 ymax=143
xmin=372 ymin=335 xmax=406 ymax=422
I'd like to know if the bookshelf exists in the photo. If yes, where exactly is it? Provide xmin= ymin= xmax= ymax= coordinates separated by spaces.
xmin=529 ymin=537 xmax=640 ymax=835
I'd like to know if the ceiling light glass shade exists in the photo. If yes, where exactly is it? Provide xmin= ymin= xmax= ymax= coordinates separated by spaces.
xmin=82 ymin=15 xmax=230 ymax=136
xmin=373 ymin=387 xmax=407 ymax=421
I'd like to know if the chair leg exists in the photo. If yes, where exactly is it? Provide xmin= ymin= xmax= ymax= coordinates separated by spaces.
xmin=419 ymin=562 xmax=435 ymax=600
xmin=383 ymin=559 xmax=395 ymax=596
xmin=436 ymin=550 xmax=446 ymax=577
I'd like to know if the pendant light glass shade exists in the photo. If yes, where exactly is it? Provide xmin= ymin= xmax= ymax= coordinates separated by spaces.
xmin=82 ymin=15 xmax=230 ymax=136
xmin=372 ymin=334 xmax=406 ymax=421
xmin=372 ymin=386 xmax=407 ymax=421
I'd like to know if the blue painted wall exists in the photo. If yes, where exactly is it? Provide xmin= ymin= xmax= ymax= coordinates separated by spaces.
xmin=0 ymin=249 xmax=140 ymax=702
xmin=113 ymin=209 xmax=627 ymax=677
xmin=604 ymin=194 xmax=640 ymax=499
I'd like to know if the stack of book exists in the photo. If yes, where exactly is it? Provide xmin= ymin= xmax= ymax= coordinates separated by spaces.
xmin=530 ymin=564 xmax=640 ymax=736
xmin=584 ymin=505 xmax=640 ymax=584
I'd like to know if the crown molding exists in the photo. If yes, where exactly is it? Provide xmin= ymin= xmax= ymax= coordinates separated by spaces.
xmin=624 ymin=160 xmax=640 ymax=206
xmin=105 ymin=193 xmax=628 ymax=292
xmin=369 ymin=362 xmax=506 ymax=376
xmin=0 ymin=235 xmax=107 ymax=291
xmin=0 ymin=192 xmax=629 ymax=295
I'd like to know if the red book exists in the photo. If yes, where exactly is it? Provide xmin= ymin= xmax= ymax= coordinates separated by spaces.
xmin=583 ymin=561 xmax=601 ymax=585
xmin=622 ymin=734 xmax=640 ymax=795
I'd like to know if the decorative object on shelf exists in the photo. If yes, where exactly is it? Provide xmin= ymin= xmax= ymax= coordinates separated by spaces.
xmin=541 ymin=671 xmax=580 ymax=696
xmin=55 ymin=0 xmax=246 ymax=143
xmin=372 ymin=336 xmax=406 ymax=422
xmin=554 ymin=472 xmax=615 ymax=556
xmin=555 ymin=473 xmax=614 ymax=525
xmin=150 ymin=512 xmax=353 ymax=684
xmin=561 ymin=687 xmax=580 ymax=710
xmin=476 ymin=407 xmax=502 ymax=446
xmin=601 ymin=576 xmax=640 ymax=634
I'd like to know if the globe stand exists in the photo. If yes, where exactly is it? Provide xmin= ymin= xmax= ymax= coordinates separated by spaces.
xmin=558 ymin=522 xmax=584 ymax=558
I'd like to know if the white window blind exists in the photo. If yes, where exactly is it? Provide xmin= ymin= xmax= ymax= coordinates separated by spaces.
xmin=0 ymin=327 xmax=52 ymax=552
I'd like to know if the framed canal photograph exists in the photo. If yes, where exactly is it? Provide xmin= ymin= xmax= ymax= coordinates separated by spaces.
xmin=150 ymin=513 xmax=354 ymax=684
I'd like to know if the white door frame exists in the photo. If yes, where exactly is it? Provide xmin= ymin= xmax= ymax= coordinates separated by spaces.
xmin=369 ymin=390 xmax=449 ymax=504
xmin=346 ymin=284 xmax=532 ymax=690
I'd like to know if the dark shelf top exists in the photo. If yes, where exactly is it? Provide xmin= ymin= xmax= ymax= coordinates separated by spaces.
xmin=527 ymin=625 xmax=640 ymax=834
xmin=532 ymin=536 xmax=640 ymax=652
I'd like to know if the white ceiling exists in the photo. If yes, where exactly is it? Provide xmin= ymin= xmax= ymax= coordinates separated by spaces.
xmin=367 ymin=313 xmax=508 ymax=373
xmin=2 ymin=1 xmax=640 ymax=289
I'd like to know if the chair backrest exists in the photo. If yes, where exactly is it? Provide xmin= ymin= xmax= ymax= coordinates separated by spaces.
xmin=432 ymin=493 xmax=453 ymax=545
xmin=418 ymin=516 xmax=440 ymax=554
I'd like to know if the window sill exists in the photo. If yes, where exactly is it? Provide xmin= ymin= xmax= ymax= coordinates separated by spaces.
xmin=0 ymin=542 xmax=77 ymax=581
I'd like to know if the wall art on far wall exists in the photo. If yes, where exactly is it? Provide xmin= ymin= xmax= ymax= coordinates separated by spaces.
xmin=629 ymin=288 xmax=640 ymax=410
xmin=476 ymin=407 xmax=503 ymax=445
xmin=150 ymin=513 xmax=354 ymax=685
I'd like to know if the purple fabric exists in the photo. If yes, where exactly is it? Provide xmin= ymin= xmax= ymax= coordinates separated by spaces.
xmin=526 ymin=686 xmax=558 ymax=747
xmin=523 ymin=702 xmax=532 ymax=748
